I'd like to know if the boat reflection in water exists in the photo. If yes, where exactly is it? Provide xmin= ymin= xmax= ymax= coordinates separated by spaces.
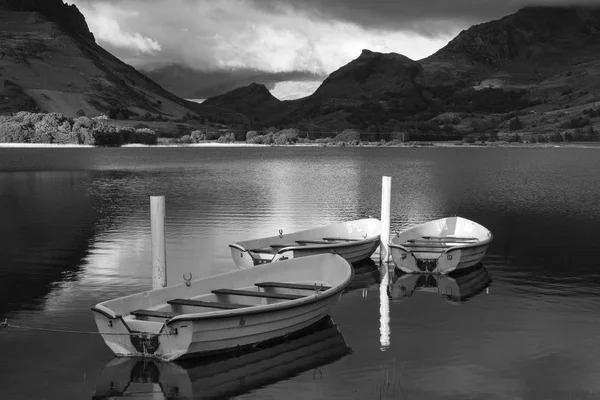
xmin=389 ymin=264 xmax=492 ymax=304
xmin=346 ymin=258 xmax=381 ymax=293
xmin=92 ymin=316 xmax=350 ymax=400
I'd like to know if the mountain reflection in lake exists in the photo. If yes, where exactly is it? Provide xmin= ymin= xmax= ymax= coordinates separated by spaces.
xmin=1 ymin=146 xmax=600 ymax=400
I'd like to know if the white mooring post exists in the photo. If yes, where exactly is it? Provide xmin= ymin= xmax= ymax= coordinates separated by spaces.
xmin=151 ymin=196 xmax=167 ymax=290
xmin=380 ymin=176 xmax=391 ymax=263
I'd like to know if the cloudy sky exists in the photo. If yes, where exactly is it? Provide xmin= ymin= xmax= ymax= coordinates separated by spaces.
xmin=70 ymin=0 xmax=598 ymax=99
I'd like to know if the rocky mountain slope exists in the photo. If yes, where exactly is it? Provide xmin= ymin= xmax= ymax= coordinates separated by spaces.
xmin=197 ymin=6 xmax=600 ymax=134
xmin=0 ymin=0 xmax=208 ymax=120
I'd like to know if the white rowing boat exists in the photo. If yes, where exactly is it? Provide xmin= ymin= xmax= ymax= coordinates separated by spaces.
xmin=229 ymin=218 xmax=381 ymax=268
xmin=92 ymin=317 xmax=350 ymax=399
xmin=91 ymin=253 xmax=353 ymax=361
xmin=389 ymin=217 xmax=493 ymax=274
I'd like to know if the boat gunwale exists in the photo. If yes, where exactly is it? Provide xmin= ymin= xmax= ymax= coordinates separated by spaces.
xmin=90 ymin=306 xmax=131 ymax=331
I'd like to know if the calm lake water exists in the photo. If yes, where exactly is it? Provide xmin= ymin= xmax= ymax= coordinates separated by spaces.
xmin=1 ymin=146 xmax=600 ymax=400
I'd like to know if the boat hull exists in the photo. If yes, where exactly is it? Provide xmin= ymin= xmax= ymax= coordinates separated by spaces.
xmin=179 ymin=293 xmax=341 ymax=358
xmin=93 ymin=292 xmax=342 ymax=361
xmin=389 ymin=217 xmax=492 ymax=274
xmin=229 ymin=218 xmax=381 ymax=268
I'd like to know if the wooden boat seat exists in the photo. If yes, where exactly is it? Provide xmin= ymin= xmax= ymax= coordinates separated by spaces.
xmin=422 ymin=236 xmax=478 ymax=241
xmin=255 ymin=282 xmax=332 ymax=291
xmin=323 ymin=237 xmax=360 ymax=242
xmin=408 ymin=239 xmax=475 ymax=244
xmin=212 ymin=288 xmax=304 ymax=300
xmin=403 ymin=243 xmax=454 ymax=249
xmin=249 ymin=247 xmax=276 ymax=254
xmin=167 ymin=298 xmax=251 ymax=309
xmin=295 ymin=240 xmax=333 ymax=245
xmin=131 ymin=309 xmax=178 ymax=319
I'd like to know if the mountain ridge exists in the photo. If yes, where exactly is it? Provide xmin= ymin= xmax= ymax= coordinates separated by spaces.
xmin=195 ymin=5 xmax=600 ymax=134
xmin=2 ymin=0 xmax=95 ymax=41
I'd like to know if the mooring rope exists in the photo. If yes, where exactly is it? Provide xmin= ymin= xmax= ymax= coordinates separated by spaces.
xmin=0 ymin=318 xmax=172 ymax=336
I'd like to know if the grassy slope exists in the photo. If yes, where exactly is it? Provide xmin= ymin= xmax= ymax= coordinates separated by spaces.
xmin=0 ymin=9 xmax=202 ymax=120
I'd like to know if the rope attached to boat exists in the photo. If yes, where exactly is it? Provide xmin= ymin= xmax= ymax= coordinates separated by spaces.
xmin=0 ymin=318 xmax=173 ymax=336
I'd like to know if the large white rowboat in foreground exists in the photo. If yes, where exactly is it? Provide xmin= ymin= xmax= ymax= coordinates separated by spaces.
xmin=91 ymin=253 xmax=353 ymax=361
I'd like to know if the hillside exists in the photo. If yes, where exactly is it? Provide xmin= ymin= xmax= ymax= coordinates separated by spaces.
xmin=196 ymin=6 xmax=600 ymax=137
xmin=0 ymin=0 xmax=204 ymax=120
xmin=202 ymin=83 xmax=286 ymax=121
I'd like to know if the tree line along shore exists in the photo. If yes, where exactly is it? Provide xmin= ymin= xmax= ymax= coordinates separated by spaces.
xmin=2 ymin=110 xmax=600 ymax=147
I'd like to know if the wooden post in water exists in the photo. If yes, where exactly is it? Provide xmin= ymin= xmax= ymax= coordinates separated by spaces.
xmin=380 ymin=176 xmax=391 ymax=263
xmin=151 ymin=196 xmax=167 ymax=289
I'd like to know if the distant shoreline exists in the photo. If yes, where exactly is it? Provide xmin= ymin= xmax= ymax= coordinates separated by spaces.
xmin=0 ymin=141 xmax=599 ymax=149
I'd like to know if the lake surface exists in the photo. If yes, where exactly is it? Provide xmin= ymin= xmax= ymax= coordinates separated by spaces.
xmin=1 ymin=146 xmax=600 ymax=400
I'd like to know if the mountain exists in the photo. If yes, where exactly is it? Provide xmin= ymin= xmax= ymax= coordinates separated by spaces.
xmin=201 ymin=83 xmax=286 ymax=121
xmin=143 ymin=64 xmax=326 ymax=100
xmin=0 ymin=0 xmax=200 ymax=119
xmin=196 ymin=6 xmax=600 ymax=133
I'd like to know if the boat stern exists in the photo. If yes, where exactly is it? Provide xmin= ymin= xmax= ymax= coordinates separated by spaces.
xmin=92 ymin=305 xmax=192 ymax=361
xmin=92 ymin=306 xmax=140 ymax=357
xmin=229 ymin=244 xmax=258 ymax=268
xmin=389 ymin=245 xmax=421 ymax=273
xmin=433 ymin=249 xmax=462 ymax=274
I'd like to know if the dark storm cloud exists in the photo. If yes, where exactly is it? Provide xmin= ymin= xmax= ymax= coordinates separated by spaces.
xmin=142 ymin=65 xmax=327 ymax=98
xmin=71 ymin=0 xmax=456 ymax=75
xmin=249 ymin=0 xmax=600 ymax=36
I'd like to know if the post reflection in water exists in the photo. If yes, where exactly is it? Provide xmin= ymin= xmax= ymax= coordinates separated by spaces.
xmin=92 ymin=317 xmax=351 ymax=400
xmin=379 ymin=261 xmax=391 ymax=351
